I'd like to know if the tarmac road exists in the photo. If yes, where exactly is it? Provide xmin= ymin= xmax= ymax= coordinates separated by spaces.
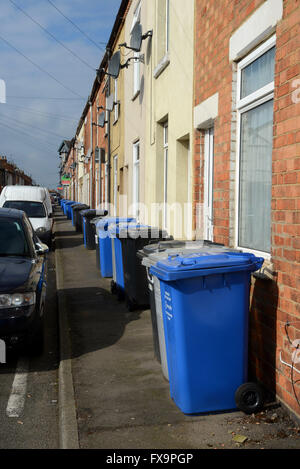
xmin=0 ymin=250 xmax=59 ymax=449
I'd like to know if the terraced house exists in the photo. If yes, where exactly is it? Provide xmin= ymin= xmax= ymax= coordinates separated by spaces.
xmin=59 ymin=0 xmax=300 ymax=421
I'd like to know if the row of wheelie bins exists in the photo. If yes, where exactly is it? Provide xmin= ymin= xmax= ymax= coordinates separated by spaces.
xmin=61 ymin=203 xmax=265 ymax=417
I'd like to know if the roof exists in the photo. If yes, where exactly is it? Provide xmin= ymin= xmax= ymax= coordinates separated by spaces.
xmin=0 ymin=207 xmax=24 ymax=219
xmin=58 ymin=140 xmax=72 ymax=154
xmin=0 ymin=186 xmax=46 ymax=203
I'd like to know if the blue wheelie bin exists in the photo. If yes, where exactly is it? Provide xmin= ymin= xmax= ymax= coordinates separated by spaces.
xmin=138 ymin=241 xmax=240 ymax=380
xmin=67 ymin=202 xmax=78 ymax=220
xmin=150 ymin=251 xmax=264 ymax=415
xmin=96 ymin=217 xmax=135 ymax=278
xmin=63 ymin=201 xmax=75 ymax=216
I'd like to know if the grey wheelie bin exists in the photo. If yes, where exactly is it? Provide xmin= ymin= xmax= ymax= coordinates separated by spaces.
xmin=116 ymin=224 xmax=168 ymax=311
xmin=81 ymin=209 xmax=108 ymax=250
xmin=73 ymin=204 xmax=90 ymax=232
xmin=138 ymin=240 xmax=240 ymax=381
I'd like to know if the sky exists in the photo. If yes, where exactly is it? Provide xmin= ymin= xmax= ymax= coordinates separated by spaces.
xmin=0 ymin=0 xmax=122 ymax=189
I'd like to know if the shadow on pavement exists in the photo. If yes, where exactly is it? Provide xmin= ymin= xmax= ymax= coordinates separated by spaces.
xmin=61 ymin=286 xmax=142 ymax=360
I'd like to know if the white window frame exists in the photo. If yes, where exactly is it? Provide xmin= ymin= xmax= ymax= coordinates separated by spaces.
xmin=105 ymin=161 xmax=108 ymax=211
xmin=113 ymin=155 xmax=118 ymax=216
xmin=163 ymin=123 xmax=168 ymax=230
xmin=235 ymin=34 xmax=276 ymax=259
xmin=204 ymin=127 xmax=214 ymax=242
xmin=132 ymin=140 xmax=140 ymax=220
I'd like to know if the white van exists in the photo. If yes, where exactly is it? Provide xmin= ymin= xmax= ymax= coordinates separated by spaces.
xmin=0 ymin=186 xmax=53 ymax=247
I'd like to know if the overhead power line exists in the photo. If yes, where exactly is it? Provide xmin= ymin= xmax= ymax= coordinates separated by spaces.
xmin=5 ymin=103 xmax=79 ymax=123
xmin=0 ymin=32 xmax=83 ymax=98
xmin=45 ymin=0 xmax=107 ymax=51
xmin=7 ymin=96 xmax=85 ymax=101
xmin=0 ymin=118 xmax=57 ymax=152
xmin=8 ymin=0 xmax=96 ymax=71
xmin=0 ymin=111 xmax=68 ymax=140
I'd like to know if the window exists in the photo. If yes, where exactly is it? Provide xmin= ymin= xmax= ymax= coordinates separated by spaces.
xmin=163 ymin=123 xmax=168 ymax=230
xmin=0 ymin=219 xmax=29 ymax=256
xmin=236 ymin=35 xmax=275 ymax=255
xmin=113 ymin=156 xmax=118 ymax=216
xmin=4 ymin=201 xmax=46 ymax=218
xmin=131 ymin=2 xmax=141 ymax=97
xmin=133 ymin=141 xmax=140 ymax=219
xmin=204 ymin=128 xmax=214 ymax=241
xmin=105 ymin=162 xmax=108 ymax=211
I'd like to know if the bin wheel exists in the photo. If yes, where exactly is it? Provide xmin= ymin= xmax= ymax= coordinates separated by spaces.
xmin=235 ymin=382 xmax=264 ymax=415
xmin=111 ymin=281 xmax=117 ymax=295
xmin=117 ymin=289 xmax=125 ymax=302
xmin=126 ymin=297 xmax=135 ymax=312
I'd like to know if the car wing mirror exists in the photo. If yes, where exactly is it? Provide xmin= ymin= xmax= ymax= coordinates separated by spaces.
xmin=35 ymin=242 xmax=49 ymax=255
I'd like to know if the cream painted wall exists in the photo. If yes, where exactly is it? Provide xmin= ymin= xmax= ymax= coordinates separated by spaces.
xmin=110 ymin=27 xmax=125 ymax=216
xmin=123 ymin=0 xmax=147 ymax=221
xmin=144 ymin=0 xmax=194 ymax=239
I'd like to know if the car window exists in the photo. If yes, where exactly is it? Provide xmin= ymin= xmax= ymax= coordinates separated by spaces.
xmin=23 ymin=214 xmax=39 ymax=248
xmin=0 ymin=219 xmax=30 ymax=256
xmin=3 ymin=201 xmax=46 ymax=218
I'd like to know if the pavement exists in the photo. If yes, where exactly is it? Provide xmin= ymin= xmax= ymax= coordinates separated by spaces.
xmin=54 ymin=207 xmax=300 ymax=451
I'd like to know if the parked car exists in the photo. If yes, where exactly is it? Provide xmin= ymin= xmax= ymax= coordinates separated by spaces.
xmin=0 ymin=186 xmax=53 ymax=248
xmin=0 ymin=208 xmax=48 ymax=354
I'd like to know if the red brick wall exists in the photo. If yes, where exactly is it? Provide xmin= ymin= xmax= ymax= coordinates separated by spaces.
xmin=271 ymin=0 xmax=300 ymax=413
xmin=194 ymin=0 xmax=300 ymax=417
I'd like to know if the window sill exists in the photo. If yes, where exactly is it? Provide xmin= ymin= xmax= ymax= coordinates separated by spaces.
xmin=153 ymin=54 xmax=170 ymax=79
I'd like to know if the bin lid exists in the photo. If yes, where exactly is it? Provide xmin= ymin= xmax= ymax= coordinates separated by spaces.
xmin=80 ymin=209 xmax=95 ymax=218
xmin=107 ymin=221 xmax=134 ymax=236
xmin=73 ymin=204 xmax=90 ymax=211
xmin=138 ymin=244 xmax=239 ymax=266
xmin=142 ymin=240 xmax=185 ymax=254
xmin=117 ymin=224 xmax=168 ymax=239
xmin=90 ymin=214 xmax=107 ymax=225
xmin=96 ymin=217 xmax=135 ymax=232
xmin=150 ymin=251 xmax=264 ymax=281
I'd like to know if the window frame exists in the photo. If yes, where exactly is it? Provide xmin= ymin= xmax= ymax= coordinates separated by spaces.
xmin=235 ymin=35 xmax=276 ymax=259
xmin=163 ymin=122 xmax=168 ymax=230
xmin=132 ymin=140 xmax=140 ymax=219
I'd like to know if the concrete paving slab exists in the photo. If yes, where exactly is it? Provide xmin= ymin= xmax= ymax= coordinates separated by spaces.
xmin=54 ymin=210 xmax=300 ymax=450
